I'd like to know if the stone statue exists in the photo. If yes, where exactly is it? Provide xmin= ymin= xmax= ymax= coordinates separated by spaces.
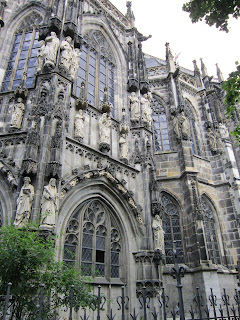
xmin=44 ymin=31 xmax=60 ymax=68
xmin=119 ymin=133 xmax=128 ymax=160
xmin=74 ymin=109 xmax=85 ymax=139
xmin=141 ymin=92 xmax=152 ymax=126
xmin=99 ymin=113 xmax=111 ymax=145
xmin=219 ymin=123 xmax=229 ymax=139
xmin=14 ymin=177 xmax=34 ymax=228
xmin=129 ymin=92 xmax=140 ymax=121
xmin=40 ymin=178 xmax=58 ymax=228
xmin=216 ymin=129 xmax=223 ymax=153
xmin=70 ymin=48 xmax=81 ymax=80
xmin=207 ymin=128 xmax=217 ymax=152
xmin=152 ymin=215 xmax=165 ymax=253
xmin=178 ymin=111 xmax=190 ymax=140
xmin=36 ymin=40 xmax=45 ymax=73
xmin=11 ymin=97 xmax=25 ymax=129
xmin=172 ymin=113 xmax=181 ymax=142
xmin=59 ymin=36 xmax=74 ymax=72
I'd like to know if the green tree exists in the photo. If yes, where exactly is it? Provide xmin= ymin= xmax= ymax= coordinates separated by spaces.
xmin=0 ymin=224 xmax=97 ymax=319
xmin=222 ymin=62 xmax=240 ymax=141
xmin=182 ymin=0 xmax=240 ymax=32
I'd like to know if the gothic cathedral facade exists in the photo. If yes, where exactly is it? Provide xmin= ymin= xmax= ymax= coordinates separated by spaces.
xmin=0 ymin=0 xmax=240 ymax=317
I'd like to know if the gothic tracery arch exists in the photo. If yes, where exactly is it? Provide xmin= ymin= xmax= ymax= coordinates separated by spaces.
xmin=201 ymin=195 xmax=221 ymax=265
xmin=161 ymin=192 xmax=184 ymax=264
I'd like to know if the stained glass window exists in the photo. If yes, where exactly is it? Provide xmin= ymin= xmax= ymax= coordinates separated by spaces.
xmin=161 ymin=193 xmax=184 ymax=264
xmin=151 ymin=96 xmax=170 ymax=152
xmin=184 ymin=99 xmax=201 ymax=156
xmin=75 ymin=33 xmax=115 ymax=116
xmin=1 ymin=30 xmax=40 ymax=92
xmin=201 ymin=196 xmax=221 ymax=265
xmin=64 ymin=200 xmax=121 ymax=278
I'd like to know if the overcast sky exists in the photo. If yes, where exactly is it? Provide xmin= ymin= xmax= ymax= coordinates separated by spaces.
xmin=110 ymin=0 xmax=240 ymax=80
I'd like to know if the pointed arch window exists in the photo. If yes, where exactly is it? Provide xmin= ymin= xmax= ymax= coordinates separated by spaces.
xmin=184 ymin=100 xmax=201 ymax=156
xmin=151 ymin=96 xmax=170 ymax=152
xmin=1 ymin=14 xmax=42 ymax=92
xmin=201 ymin=196 xmax=221 ymax=265
xmin=76 ymin=30 xmax=115 ymax=116
xmin=63 ymin=200 xmax=121 ymax=279
xmin=161 ymin=193 xmax=184 ymax=264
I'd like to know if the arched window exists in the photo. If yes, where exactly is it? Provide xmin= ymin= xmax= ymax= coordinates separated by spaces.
xmin=184 ymin=99 xmax=201 ymax=156
xmin=63 ymin=200 xmax=121 ymax=279
xmin=151 ymin=96 xmax=170 ymax=152
xmin=76 ymin=30 xmax=115 ymax=116
xmin=161 ymin=193 xmax=184 ymax=264
xmin=1 ymin=13 xmax=42 ymax=92
xmin=201 ymin=196 xmax=221 ymax=265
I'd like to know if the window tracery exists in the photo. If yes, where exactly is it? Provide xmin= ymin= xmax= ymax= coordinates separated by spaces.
xmin=184 ymin=99 xmax=201 ymax=156
xmin=1 ymin=12 xmax=42 ymax=92
xmin=151 ymin=96 xmax=170 ymax=152
xmin=161 ymin=193 xmax=184 ymax=264
xmin=201 ymin=196 xmax=221 ymax=265
xmin=63 ymin=200 xmax=121 ymax=278
xmin=76 ymin=30 xmax=115 ymax=116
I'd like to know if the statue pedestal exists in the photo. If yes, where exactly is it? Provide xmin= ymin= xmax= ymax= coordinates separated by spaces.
xmin=99 ymin=142 xmax=110 ymax=154
xmin=39 ymin=224 xmax=55 ymax=232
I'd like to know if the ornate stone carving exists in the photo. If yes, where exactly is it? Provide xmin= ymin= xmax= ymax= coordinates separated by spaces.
xmin=100 ymin=87 xmax=111 ymax=114
xmin=10 ymin=98 xmax=25 ymax=129
xmin=36 ymin=40 xmax=46 ymax=73
xmin=207 ymin=128 xmax=217 ymax=152
xmin=172 ymin=112 xmax=181 ymax=143
xmin=152 ymin=215 xmax=165 ymax=253
xmin=59 ymin=36 xmax=74 ymax=74
xmin=129 ymin=92 xmax=140 ymax=121
xmin=70 ymin=48 xmax=81 ymax=80
xmin=74 ymin=109 xmax=85 ymax=140
xmin=76 ymin=82 xmax=88 ymax=110
xmin=14 ymin=177 xmax=34 ymax=228
xmin=99 ymin=113 xmax=111 ymax=153
xmin=43 ymin=32 xmax=60 ymax=70
xmin=178 ymin=110 xmax=190 ymax=140
xmin=141 ymin=92 xmax=152 ymax=127
xmin=40 ymin=178 xmax=58 ymax=230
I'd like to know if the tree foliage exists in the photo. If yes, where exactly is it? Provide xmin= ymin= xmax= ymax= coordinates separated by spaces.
xmin=222 ymin=63 xmax=240 ymax=141
xmin=0 ymin=224 xmax=97 ymax=319
xmin=182 ymin=0 xmax=240 ymax=32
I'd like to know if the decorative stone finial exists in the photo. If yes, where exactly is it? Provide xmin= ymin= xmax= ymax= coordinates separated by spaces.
xmin=216 ymin=63 xmax=224 ymax=82
xmin=200 ymin=58 xmax=208 ymax=78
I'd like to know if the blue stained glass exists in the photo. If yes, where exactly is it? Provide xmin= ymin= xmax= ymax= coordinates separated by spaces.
xmin=10 ymin=51 xmax=18 ymax=61
xmin=26 ymin=77 xmax=34 ymax=88
xmin=1 ymin=81 xmax=10 ymax=92
xmin=31 ymin=48 xmax=38 ymax=57
xmin=12 ymin=80 xmax=21 ymax=89
xmin=15 ymin=34 xmax=22 ymax=43
xmin=17 ymin=60 xmax=26 ymax=69
xmin=19 ymin=50 xmax=28 ymax=59
xmin=22 ymin=41 xmax=31 ymax=50
xmin=27 ymin=67 xmax=35 ymax=77
xmin=12 ymin=43 xmax=20 ymax=52
xmin=24 ymin=32 xmax=33 ymax=41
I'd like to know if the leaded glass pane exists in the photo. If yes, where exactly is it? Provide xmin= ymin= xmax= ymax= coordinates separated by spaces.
xmin=162 ymin=193 xmax=184 ymax=264
xmin=111 ymin=265 xmax=119 ymax=278
xmin=202 ymin=196 xmax=221 ymax=265
xmin=82 ymin=248 xmax=92 ymax=262
xmin=96 ymin=264 xmax=105 ymax=276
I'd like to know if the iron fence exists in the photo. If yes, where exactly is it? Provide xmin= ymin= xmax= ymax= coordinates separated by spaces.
xmin=0 ymin=282 xmax=240 ymax=320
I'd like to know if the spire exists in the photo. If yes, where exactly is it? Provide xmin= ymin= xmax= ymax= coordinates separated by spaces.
xmin=200 ymin=58 xmax=208 ymax=78
xmin=126 ymin=1 xmax=135 ymax=27
xmin=216 ymin=64 xmax=224 ymax=82
xmin=165 ymin=42 xmax=175 ymax=73
xmin=193 ymin=60 xmax=203 ymax=88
